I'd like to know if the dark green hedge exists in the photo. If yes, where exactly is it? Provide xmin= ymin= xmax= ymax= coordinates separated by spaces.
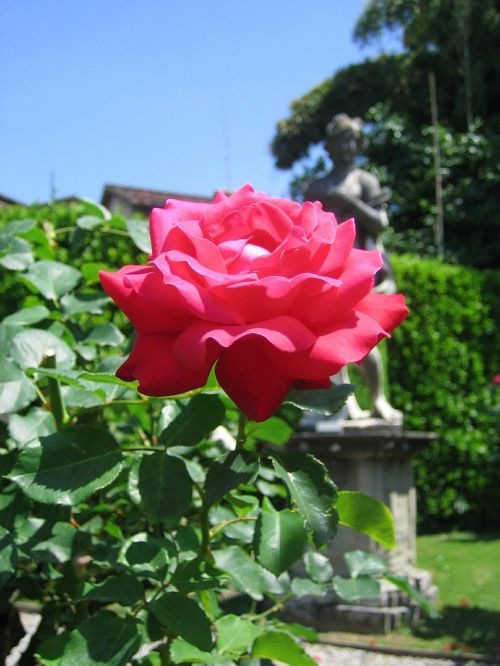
xmin=390 ymin=255 xmax=500 ymax=532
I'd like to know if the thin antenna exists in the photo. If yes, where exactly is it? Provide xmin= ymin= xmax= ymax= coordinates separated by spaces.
xmin=219 ymin=90 xmax=232 ymax=191
xmin=49 ymin=171 xmax=57 ymax=202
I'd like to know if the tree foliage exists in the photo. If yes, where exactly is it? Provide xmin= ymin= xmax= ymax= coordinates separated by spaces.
xmin=270 ymin=0 xmax=500 ymax=268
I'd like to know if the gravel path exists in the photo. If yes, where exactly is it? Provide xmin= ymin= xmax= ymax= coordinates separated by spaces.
xmin=305 ymin=642 xmax=497 ymax=666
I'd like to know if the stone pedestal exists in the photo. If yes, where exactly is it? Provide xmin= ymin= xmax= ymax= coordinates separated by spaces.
xmin=284 ymin=425 xmax=437 ymax=633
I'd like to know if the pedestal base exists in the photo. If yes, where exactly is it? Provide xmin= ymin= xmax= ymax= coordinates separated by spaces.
xmin=284 ymin=427 xmax=437 ymax=633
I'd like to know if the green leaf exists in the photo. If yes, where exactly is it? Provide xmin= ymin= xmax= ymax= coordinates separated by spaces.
xmin=251 ymin=631 xmax=317 ymax=666
xmin=118 ymin=533 xmax=171 ymax=580
xmin=81 ymin=262 xmax=112 ymax=284
xmin=36 ymin=633 xmax=71 ymax=666
xmin=138 ymin=452 xmax=192 ymax=526
xmin=272 ymin=453 xmax=338 ymax=547
xmin=385 ymin=574 xmax=440 ymax=618
xmin=0 ymin=486 xmax=29 ymax=530
xmin=290 ymin=578 xmax=328 ymax=597
xmin=84 ymin=323 xmax=125 ymax=347
xmin=151 ymin=592 xmax=212 ymax=651
xmin=3 ymin=305 xmax=50 ymax=326
xmin=0 ymin=355 xmax=36 ymax=413
xmin=125 ymin=219 xmax=152 ymax=253
xmin=60 ymin=611 xmax=141 ymax=666
xmin=159 ymin=394 xmax=225 ymax=447
xmin=215 ymin=614 xmax=262 ymax=655
xmin=62 ymin=386 xmax=102 ymax=409
xmin=205 ymin=451 xmax=258 ymax=506
xmin=333 ymin=574 xmax=380 ymax=602
xmin=79 ymin=198 xmax=112 ymax=221
xmin=271 ymin=622 xmax=318 ymax=642
xmin=78 ymin=371 xmax=135 ymax=389
xmin=77 ymin=215 xmax=104 ymax=230
xmin=0 ymin=236 xmax=34 ymax=270
xmin=28 ymin=367 xmax=82 ymax=388
xmin=303 ymin=551 xmax=334 ymax=583
xmin=249 ymin=417 xmax=293 ymax=445
xmin=61 ymin=293 xmax=110 ymax=316
xmin=345 ymin=550 xmax=387 ymax=578
xmin=254 ymin=509 xmax=307 ymax=576
xmin=8 ymin=425 xmax=123 ymax=504
xmin=284 ymin=384 xmax=355 ymax=415
xmin=337 ymin=491 xmax=395 ymax=549
xmin=0 ymin=218 xmax=36 ymax=237
xmin=169 ymin=639 xmax=218 ymax=664
xmin=80 ymin=573 xmax=144 ymax=606
xmin=27 ymin=521 xmax=77 ymax=563
xmin=0 ymin=526 xmax=17 ymax=588
xmin=213 ymin=546 xmax=264 ymax=600
xmin=11 ymin=328 xmax=76 ymax=370
xmin=8 ymin=408 xmax=56 ymax=444
xmin=24 ymin=260 xmax=82 ymax=300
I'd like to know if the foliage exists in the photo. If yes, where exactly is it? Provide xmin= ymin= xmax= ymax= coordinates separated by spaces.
xmin=389 ymin=255 xmax=500 ymax=531
xmin=367 ymin=107 xmax=500 ymax=268
xmin=354 ymin=0 xmax=500 ymax=129
xmin=270 ymin=0 xmax=500 ymax=269
xmin=0 ymin=201 xmax=404 ymax=666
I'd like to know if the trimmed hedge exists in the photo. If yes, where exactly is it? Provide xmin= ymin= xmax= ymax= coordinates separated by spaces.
xmin=390 ymin=255 xmax=500 ymax=532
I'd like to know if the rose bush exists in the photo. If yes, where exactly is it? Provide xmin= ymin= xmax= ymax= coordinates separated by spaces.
xmin=101 ymin=185 xmax=407 ymax=421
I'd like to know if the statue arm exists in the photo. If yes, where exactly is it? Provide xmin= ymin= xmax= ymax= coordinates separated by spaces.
xmin=347 ymin=172 xmax=389 ymax=236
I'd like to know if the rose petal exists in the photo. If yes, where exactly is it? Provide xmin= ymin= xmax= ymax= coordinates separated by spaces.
xmin=215 ymin=338 xmax=292 ymax=422
xmin=150 ymin=201 xmax=209 ymax=257
xmin=100 ymin=267 xmax=193 ymax=332
xmin=296 ymin=248 xmax=383 ymax=323
xmin=266 ymin=310 xmax=390 ymax=380
xmin=356 ymin=292 xmax=408 ymax=332
xmin=211 ymin=274 xmax=340 ymax=323
xmin=117 ymin=332 xmax=211 ymax=396
xmin=173 ymin=316 xmax=317 ymax=371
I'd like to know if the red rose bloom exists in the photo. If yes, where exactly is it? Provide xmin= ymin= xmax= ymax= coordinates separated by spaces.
xmin=100 ymin=185 xmax=407 ymax=421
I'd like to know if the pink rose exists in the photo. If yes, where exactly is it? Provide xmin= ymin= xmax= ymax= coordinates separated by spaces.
xmin=100 ymin=185 xmax=407 ymax=421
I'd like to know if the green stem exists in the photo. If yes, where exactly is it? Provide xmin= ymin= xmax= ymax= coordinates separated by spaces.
xmin=236 ymin=411 xmax=248 ymax=450
xmin=42 ymin=350 xmax=68 ymax=428
xmin=192 ymin=480 xmax=210 ymax=563
xmin=209 ymin=515 xmax=256 ymax=538
xmin=250 ymin=592 xmax=294 ymax=621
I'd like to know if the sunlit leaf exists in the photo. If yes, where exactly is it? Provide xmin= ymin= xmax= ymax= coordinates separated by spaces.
xmin=254 ymin=509 xmax=307 ymax=576
xmin=284 ymin=384 xmax=354 ymax=415
xmin=272 ymin=453 xmax=338 ymax=547
xmin=0 ymin=355 xmax=36 ymax=413
xmin=337 ymin=491 xmax=395 ymax=549
xmin=333 ymin=574 xmax=380 ymax=601
xmin=125 ymin=219 xmax=151 ymax=254
xmin=251 ymin=631 xmax=317 ymax=666
xmin=9 ymin=425 xmax=123 ymax=505
xmin=24 ymin=261 xmax=81 ymax=300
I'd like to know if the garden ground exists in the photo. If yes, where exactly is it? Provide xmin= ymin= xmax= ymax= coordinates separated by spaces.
xmin=322 ymin=532 xmax=500 ymax=657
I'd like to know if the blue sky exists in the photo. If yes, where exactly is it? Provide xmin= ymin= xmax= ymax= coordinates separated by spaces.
xmin=0 ymin=1 xmax=396 ymax=205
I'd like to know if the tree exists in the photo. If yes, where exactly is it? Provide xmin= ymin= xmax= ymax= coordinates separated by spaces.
xmin=270 ymin=0 xmax=500 ymax=268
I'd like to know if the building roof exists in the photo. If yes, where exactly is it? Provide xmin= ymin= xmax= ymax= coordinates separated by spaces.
xmin=0 ymin=193 xmax=24 ymax=207
xmin=101 ymin=184 xmax=214 ymax=216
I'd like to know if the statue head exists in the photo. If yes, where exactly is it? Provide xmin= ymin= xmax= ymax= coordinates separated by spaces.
xmin=325 ymin=114 xmax=366 ymax=165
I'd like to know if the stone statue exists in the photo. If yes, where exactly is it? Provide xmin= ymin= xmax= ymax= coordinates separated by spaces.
xmin=305 ymin=113 xmax=402 ymax=424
